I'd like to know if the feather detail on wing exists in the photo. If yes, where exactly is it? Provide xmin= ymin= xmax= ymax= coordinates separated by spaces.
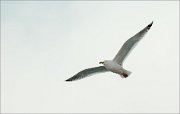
xmin=113 ymin=21 xmax=153 ymax=65
xmin=65 ymin=66 xmax=108 ymax=81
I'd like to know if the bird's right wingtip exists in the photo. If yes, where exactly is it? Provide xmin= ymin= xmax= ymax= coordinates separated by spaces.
xmin=147 ymin=21 xmax=153 ymax=29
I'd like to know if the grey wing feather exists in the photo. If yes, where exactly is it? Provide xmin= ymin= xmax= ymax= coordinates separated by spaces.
xmin=113 ymin=21 xmax=153 ymax=65
xmin=65 ymin=66 xmax=108 ymax=81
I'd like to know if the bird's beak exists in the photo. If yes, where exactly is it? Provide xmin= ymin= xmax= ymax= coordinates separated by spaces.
xmin=99 ymin=62 xmax=103 ymax=64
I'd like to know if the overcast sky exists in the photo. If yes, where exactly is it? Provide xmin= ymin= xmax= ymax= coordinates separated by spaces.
xmin=1 ymin=1 xmax=179 ymax=113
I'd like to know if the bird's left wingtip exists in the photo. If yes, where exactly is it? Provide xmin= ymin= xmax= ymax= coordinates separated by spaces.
xmin=65 ymin=79 xmax=71 ymax=82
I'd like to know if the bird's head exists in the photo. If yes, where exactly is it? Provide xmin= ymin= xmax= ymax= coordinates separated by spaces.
xmin=99 ymin=60 xmax=111 ymax=65
xmin=99 ymin=61 xmax=104 ymax=64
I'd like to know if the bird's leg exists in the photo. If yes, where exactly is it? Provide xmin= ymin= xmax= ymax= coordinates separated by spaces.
xmin=121 ymin=68 xmax=131 ymax=78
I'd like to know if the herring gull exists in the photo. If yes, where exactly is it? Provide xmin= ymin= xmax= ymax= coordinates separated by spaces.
xmin=66 ymin=21 xmax=153 ymax=81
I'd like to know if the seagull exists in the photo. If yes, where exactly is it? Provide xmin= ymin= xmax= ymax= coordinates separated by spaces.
xmin=66 ymin=21 xmax=153 ymax=81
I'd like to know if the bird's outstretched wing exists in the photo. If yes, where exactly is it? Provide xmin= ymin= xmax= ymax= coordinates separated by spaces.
xmin=65 ymin=66 xmax=108 ymax=81
xmin=113 ymin=21 xmax=153 ymax=65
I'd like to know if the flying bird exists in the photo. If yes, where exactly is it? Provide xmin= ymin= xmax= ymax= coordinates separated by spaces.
xmin=66 ymin=21 xmax=153 ymax=81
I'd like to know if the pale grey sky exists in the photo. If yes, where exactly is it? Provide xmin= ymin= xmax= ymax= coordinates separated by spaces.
xmin=1 ymin=1 xmax=179 ymax=113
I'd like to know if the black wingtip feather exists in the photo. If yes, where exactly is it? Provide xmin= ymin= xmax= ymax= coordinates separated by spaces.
xmin=147 ymin=21 xmax=153 ymax=29
xmin=65 ymin=79 xmax=72 ymax=81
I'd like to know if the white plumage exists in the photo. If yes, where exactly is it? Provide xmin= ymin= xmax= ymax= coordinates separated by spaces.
xmin=66 ymin=21 xmax=153 ymax=81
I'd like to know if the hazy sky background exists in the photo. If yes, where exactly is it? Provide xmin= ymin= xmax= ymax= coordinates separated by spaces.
xmin=1 ymin=1 xmax=179 ymax=113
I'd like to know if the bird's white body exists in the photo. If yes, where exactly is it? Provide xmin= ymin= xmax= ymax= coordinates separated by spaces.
xmin=103 ymin=60 xmax=131 ymax=78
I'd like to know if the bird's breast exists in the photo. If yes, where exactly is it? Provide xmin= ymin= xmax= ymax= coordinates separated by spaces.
xmin=104 ymin=61 xmax=123 ymax=74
